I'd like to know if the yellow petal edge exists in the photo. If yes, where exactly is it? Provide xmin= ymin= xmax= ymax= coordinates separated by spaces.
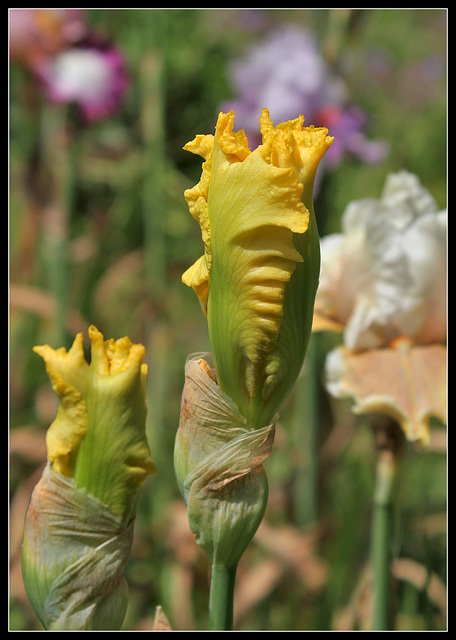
xmin=33 ymin=326 xmax=156 ymax=481
xmin=183 ymin=109 xmax=332 ymax=309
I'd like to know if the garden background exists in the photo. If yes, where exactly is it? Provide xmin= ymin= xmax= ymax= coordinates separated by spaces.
xmin=9 ymin=8 xmax=447 ymax=631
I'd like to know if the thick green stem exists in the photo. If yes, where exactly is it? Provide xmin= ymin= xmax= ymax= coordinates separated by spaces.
xmin=140 ymin=51 xmax=166 ymax=294
xmin=208 ymin=564 xmax=237 ymax=631
xmin=41 ymin=104 xmax=79 ymax=348
xmin=370 ymin=417 xmax=403 ymax=631
xmin=291 ymin=333 xmax=320 ymax=527
xmin=371 ymin=449 xmax=396 ymax=629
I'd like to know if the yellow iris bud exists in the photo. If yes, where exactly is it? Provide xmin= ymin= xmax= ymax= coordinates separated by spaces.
xmin=22 ymin=326 xmax=156 ymax=630
xmin=183 ymin=109 xmax=333 ymax=426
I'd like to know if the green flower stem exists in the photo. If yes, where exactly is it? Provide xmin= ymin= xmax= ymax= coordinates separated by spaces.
xmin=140 ymin=51 xmax=166 ymax=293
xmin=371 ymin=450 xmax=396 ymax=629
xmin=291 ymin=333 xmax=320 ymax=527
xmin=139 ymin=50 xmax=171 ymax=527
xmin=370 ymin=418 xmax=403 ymax=630
xmin=208 ymin=563 xmax=237 ymax=631
xmin=41 ymin=104 xmax=79 ymax=348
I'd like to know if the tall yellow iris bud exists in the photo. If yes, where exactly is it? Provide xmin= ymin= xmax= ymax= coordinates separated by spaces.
xmin=22 ymin=326 xmax=156 ymax=630
xmin=183 ymin=109 xmax=333 ymax=426
xmin=176 ymin=110 xmax=332 ymax=629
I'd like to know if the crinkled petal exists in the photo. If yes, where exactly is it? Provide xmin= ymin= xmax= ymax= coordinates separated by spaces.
xmin=325 ymin=340 xmax=447 ymax=446
xmin=314 ymin=171 xmax=446 ymax=349
xmin=33 ymin=334 xmax=89 ymax=475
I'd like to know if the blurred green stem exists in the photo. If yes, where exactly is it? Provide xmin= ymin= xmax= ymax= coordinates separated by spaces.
xmin=139 ymin=52 xmax=171 ymax=525
xmin=140 ymin=52 xmax=166 ymax=293
xmin=41 ymin=105 xmax=79 ymax=348
xmin=208 ymin=564 xmax=237 ymax=631
xmin=291 ymin=333 xmax=320 ymax=527
xmin=370 ymin=418 xmax=403 ymax=630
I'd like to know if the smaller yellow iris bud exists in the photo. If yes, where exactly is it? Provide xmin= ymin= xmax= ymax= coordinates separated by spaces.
xmin=22 ymin=326 xmax=156 ymax=630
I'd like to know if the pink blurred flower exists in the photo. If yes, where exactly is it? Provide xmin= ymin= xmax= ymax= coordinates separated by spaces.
xmin=34 ymin=37 xmax=130 ymax=124
xmin=10 ymin=9 xmax=129 ymax=124
xmin=315 ymin=105 xmax=388 ymax=167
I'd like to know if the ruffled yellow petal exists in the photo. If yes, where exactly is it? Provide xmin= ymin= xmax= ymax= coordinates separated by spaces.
xmin=33 ymin=333 xmax=89 ymax=475
xmin=183 ymin=134 xmax=214 ymax=312
xmin=259 ymin=109 xmax=333 ymax=195
xmin=183 ymin=109 xmax=333 ymax=424
xmin=209 ymin=113 xmax=312 ymax=401
xmin=182 ymin=254 xmax=210 ymax=311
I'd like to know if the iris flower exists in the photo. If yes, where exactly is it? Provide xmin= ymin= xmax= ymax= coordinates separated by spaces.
xmin=182 ymin=109 xmax=333 ymax=427
xmin=10 ymin=10 xmax=129 ymax=124
xmin=314 ymin=171 xmax=447 ymax=444
xmin=221 ymin=26 xmax=387 ymax=171
xmin=315 ymin=170 xmax=446 ymax=350
xmin=34 ymin=36 xmax=129 ymax=123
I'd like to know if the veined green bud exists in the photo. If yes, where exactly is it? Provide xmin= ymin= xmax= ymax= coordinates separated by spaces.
xmin=22 ymin=465 xmax=133 ymax=630
xmin=22 ymin=326 xmax=157 ymax=630
xmin=182 ymin=109 xmax=333 ymax=427
xmin=174 ymin=353 xmax=275 ymax=568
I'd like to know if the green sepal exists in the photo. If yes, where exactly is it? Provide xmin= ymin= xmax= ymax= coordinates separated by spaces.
xmin=174 ymin=353 xmax=275 ymax=568
xmin=22 ymin=465 xmax=133 ymax=630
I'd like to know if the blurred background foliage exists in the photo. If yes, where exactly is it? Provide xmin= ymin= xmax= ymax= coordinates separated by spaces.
xmin=10 ymin=9 xmax=446 ymax=631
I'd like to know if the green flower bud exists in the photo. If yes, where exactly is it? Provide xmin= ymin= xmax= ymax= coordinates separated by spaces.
xmin=22 ymin=326 xmax=157 ymax=630
xmin=174 ymin=354 xmax=275 ymax=568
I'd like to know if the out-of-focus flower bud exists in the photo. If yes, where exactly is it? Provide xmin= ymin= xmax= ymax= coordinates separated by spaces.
xmin=313 ymin=171 xmax=447 ymax=446
xmin=314 ymin=170 xmax=447 ymax=350
xmin=22 ymin=326 xmax=156 ymax=630
xmin=34 ymin=35 xmax=130 ymax=124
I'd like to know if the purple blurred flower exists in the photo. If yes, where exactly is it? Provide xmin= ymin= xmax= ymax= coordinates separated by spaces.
xmin=34 ymin=36 xmax=130 ymax=124
xmin=316 ymin=105 xmax=388 ymax=167
xmin=221 ymin=25 xmax=387 ymax=167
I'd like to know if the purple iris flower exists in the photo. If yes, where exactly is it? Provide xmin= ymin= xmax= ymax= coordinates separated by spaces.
xmin=221 ymin=25 xmax=387 ymax=167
